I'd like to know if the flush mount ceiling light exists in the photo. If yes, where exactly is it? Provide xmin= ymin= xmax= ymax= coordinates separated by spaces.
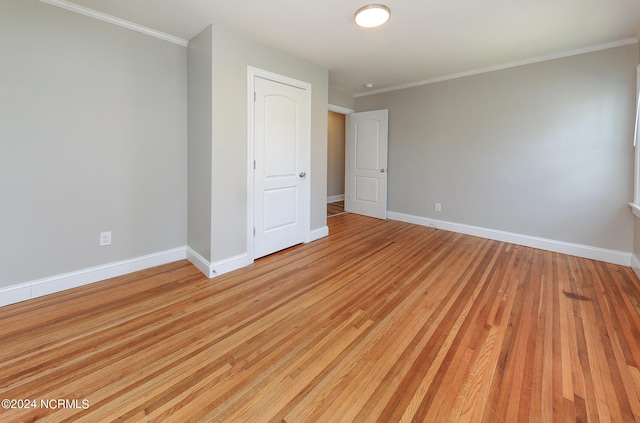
xmin=354 ymin=4 xmax=390 ymax=28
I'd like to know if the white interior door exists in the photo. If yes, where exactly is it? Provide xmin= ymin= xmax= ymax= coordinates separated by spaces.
xmin=253 ymin=75 xmax=310 ymax=259
xmin=346 ymin=109 xmax=388 ymax=219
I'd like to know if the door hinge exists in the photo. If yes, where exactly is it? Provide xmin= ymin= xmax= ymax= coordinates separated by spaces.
xmin=253 ymin=227 xmax=256 ymax=236
xmin=254 ymin=92 xmax=256 ymax=102
xmin=254 ymin=160 xmax=256 ymax=170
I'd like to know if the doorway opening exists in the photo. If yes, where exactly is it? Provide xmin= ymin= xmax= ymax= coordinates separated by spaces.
xmin=327 ymin=109 xmax=347 ymax=217
xmin=327 ymin=106 xmax=389 ymax=220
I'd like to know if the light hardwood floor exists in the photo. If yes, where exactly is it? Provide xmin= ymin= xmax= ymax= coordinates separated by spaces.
xmin=1 ymin=213 xmax=640 ymax=422
xmin=327 ymin=200 xmax=345 ymax=217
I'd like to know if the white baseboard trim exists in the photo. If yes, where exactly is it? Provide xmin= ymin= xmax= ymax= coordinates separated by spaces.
xmin=631 ymin=254 xmax=640 ymax=280
xmin=186 ymin=248 xmax=253 ymax=279
xmin=0 ymin=247 xmax=188 ymax=308
xmin=187 ymin=227 xmax=330 ymax=280
xmin=187 ymin=225 xmax=331 ymax=278
xmin=388 ymin=211 xmax=632 ymax=267
xmin=211 ymin=253 xmax=253 ymax=277
xmin=310 ymin=226 xmax=329 ymax=242
xmin=327 ymin=195 xmax=345 ymax=203
xmin=185 ymin=248 xmax=211 ymax=277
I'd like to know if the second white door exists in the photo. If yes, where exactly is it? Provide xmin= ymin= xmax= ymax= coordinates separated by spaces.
xmin=346 ymin=109 xmax=389 ymax=219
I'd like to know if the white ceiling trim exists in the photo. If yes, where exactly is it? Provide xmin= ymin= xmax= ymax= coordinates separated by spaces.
xmin=355 ymin=37 xmax=639 ymax=98
xmin=328 ymin=104 xmax=354 ymax=114
xmin=39 ymin=0 xmax=189 ymax=47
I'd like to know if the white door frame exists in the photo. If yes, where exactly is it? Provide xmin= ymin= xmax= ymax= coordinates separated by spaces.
xmin=247 ymin=66 xmax=311 ymax=260
xmin=328 ymin=104 xmax=353 ymax=209
xmin=345 ymin=113 xmax=352 ymax=213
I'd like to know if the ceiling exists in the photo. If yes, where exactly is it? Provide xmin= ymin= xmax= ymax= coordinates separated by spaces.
xmin=65 ymin=0 xmax=640 ymax=95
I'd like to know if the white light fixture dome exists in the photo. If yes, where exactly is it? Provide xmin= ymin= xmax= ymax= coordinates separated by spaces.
xmin=354 ymin=4 xmax=390 ymax=28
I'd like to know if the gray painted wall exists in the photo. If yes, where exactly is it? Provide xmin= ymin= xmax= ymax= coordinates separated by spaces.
xmin=329 ymin=89 xmax=355 ymax=110
xmin=356 ymin=44 xmax=637 ymax=252
xmin=187 ymin=26 xmax=213 ymax=261
xmin=188 ymin=25 xmax=329 ymax=263
xmin=0 ymin=1 xmax=188 ymax=287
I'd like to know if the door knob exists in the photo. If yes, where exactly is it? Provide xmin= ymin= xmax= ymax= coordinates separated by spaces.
xmin=299 ymin=171 xmax=307 ymax=178
xmin=380 ymin=168 xmax=386 ymax=173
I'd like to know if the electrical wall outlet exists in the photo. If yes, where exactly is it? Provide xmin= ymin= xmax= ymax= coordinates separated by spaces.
xmin=99 ymin=231 xmax=112 ymax=246
xmin=435 ymin=203 xmax=442 ymax=212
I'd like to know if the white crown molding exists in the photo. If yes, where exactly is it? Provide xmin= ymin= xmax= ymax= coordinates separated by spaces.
xmin=39 ymin=0 xmax=188 ymax=47
xmin=0 ymin=247 xmax=188 ymax=308
xmin=388 ymin=211 xmax=632 ymax=267
xmin=328 ymin=104 xmax=354 ymax=115
xmin=356 ymin=38 xmax=639 ymax=98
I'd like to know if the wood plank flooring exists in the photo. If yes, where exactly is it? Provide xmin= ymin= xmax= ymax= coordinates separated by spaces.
xmin=327 ymin=200 xmax=345 ymax=217
xmin=1 ymin=213 xmax=640 ymax=422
